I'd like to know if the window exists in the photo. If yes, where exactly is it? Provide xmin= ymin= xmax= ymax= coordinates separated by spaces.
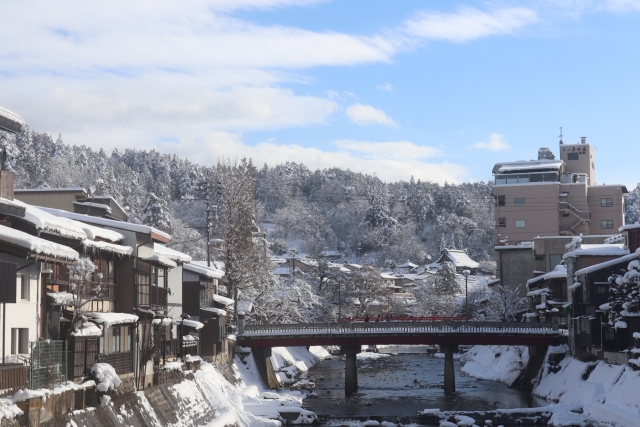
xmin=20 ymin=275 xmax=29 ymax=301
xmin=601 ymin=198 xmax=613 ymax=207
xmin=497 ymin=217 xmax=506 ymax=228
xmin=596 ymin=285 xmax=607 ymax=294
xmin=601 ymin=220 xmax=614 ymax=229
xmin=497 ymin=195 xmax=505 ymax=206
xmin=515 ymin=220 xmax=526 ymax=228
xmin=138 ymin=271 xmax=150 ymax=305
xmin=514 ymin=198 xmax=525 ymax=206
xmin=11 ymin=328 xmax=29 ymax=354
xmin=200 ymin=289 xmax=208 ymax=308
xmin=549 ymin=254 xmax=563 ymax=270
xmin=568 ymin=153 xmax=579 ymax=160
xmin=152 ymin=266 xmax=167 ymax=288
xmin=101 ymin=325 xmax=132 ymax=354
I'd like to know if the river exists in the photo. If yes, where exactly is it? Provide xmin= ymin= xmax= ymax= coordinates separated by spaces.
xmin=300 ymin=345 xmax=547 ymax=426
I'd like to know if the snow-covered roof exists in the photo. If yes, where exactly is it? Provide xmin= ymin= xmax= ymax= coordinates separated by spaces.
xmin=0 ymin=224 xmax=79 ymax=261
xmin=10 ymin=198 xmax=88 ymax=240
xmin=527 ymin=265 xmax=567 ymax=287
xmin=274 ymin=267 xmax=293 ymax=275
xmin=202 ymin=307 xmax=227 ymax=316
xmin=213 ymin=294 xmax=234 ymax=306
xmin=619 ymin=222 xmax=640 ymax=232
xmin=154 ymin=243 xmax=192 ymax=264
xmin=71 ymin=320 xmax=103 ymax=337
xmin=527 ymin=288 xmax=550 ymax=297
xmin=574 ymin=250 xmax=640 ymax=276
xmin=83 ymin=239 xmax=133 ymax=256
xmin=183 ymin=262 xmax=224 ymax=279
xmin=140 ymin=255 xmax=177 ymax=269
xmin=0 ymin=105 xmax=25 ymax=127
xmin=380 ymin=273 xmax=396 ymax=280
xmin=397 ymin=261 xmax=418 ymax=268
xmin=429 ymin=249 xmax=480 ymax=269
xmin=87 ymin=312 xmax=138 ymax=328
xmin=563 ymin=244 xmax=629 ymax=260
xmin=72 ymin=201 xmax=112 ymax=214
xmin=37 ymin=206 xmax=171 ymax=242
xmin=182 ymin=319 xmax=204 ymax=330
xmin=494 ymin=159 xmax=563 ymax=174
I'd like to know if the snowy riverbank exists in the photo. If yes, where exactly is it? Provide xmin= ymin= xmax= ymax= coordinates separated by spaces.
xmin=1 ymin=346 xmax=330 ymax=427
xmin=461 ymin=344 xmax=640 ymax=426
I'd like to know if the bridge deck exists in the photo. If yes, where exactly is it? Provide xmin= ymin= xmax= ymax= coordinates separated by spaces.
xmin=237 ymin=321 xmax=564 ymax=348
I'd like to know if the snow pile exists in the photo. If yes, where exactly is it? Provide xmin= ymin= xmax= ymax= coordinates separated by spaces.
xmin=532 ymin=346 xmax=640 ymax=426
xmin=91 ymin=363 xmax=122 ymax=392
xmin=0 ymin=224 xmax=79 ymax=261
xmin=268 ymin=347 xmax=331 ymax=386
xmin=0 ymin=399 xmax=22 ymax=420
xmin=461 ymin=345 xmax=529 ymax=385
xmin=47 ymin=291 xmax=75 ymax=306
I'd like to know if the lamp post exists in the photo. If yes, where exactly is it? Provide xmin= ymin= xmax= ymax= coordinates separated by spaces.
xmin=462 ymin=270 xmax=470 ymax=321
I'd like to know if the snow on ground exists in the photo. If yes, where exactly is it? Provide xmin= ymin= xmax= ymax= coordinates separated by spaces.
xmin=462 ymin=344 xmax=640 ymax=427
xmin=233 ymin=346 xmax=330 ymax=425
xmin=460 ymin=345 xmax=528 ymax=385
xmin=532 ymin=345 xmax=640 ymax=426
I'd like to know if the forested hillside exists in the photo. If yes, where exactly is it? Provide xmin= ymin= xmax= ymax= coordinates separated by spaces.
xmin=2 ymin=126 xmax=639 ymax=269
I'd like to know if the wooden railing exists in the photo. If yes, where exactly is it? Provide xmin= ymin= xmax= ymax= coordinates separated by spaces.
xmin=242 ymin=321 xmax=559 ymax=336
xmin=0 ymin=364 xmax=26 ymax=397
xmin=100 ymin=351 xmax=134 ymax=375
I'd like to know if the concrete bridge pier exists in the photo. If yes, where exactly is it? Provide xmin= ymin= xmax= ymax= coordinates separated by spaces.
xmin=340 ymin=345 xmax=361 ymax=397
xmin=441 ymin=345 xmax=458 ymax=395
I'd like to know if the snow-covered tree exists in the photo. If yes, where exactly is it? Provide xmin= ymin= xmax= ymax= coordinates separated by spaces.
xmin=606 ymin=258 xmax=640 ymax=328
xmin=484 ymin=284 xmax=528 ymax=322
xmin=142 ymin=192 xmax=173 ymax=233
xmin=625 ymin=183 xmax=640 ymax=225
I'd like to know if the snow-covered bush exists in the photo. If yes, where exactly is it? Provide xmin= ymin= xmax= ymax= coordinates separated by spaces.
xmin=91 ymin=363 xmax=122 ymax=392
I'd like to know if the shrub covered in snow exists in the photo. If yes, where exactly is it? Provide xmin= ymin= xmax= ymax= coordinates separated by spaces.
xmin=606 ymin=253 xmax=640 ymax=328
xmin=91 ymin=363 xmax=122 ymax=392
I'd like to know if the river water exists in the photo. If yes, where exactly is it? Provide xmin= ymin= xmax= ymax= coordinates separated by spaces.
xmin=300 ymin=345 xmax=547 ymax=426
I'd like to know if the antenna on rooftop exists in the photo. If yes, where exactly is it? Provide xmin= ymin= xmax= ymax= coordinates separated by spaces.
xmin=558 ymin=127 xmax=563 ymax=145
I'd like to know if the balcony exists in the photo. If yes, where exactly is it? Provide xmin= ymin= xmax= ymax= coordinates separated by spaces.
xmin=138 ymin=286 xmax=168 ymax=311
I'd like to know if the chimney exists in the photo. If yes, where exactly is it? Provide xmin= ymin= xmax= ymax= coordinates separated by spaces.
xmin=581 ymin=137 xmax=586 ymax=144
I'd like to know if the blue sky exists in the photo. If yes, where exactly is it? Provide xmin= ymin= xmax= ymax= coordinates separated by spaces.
xmin=1 ymin=0 xmax=639 ymax=186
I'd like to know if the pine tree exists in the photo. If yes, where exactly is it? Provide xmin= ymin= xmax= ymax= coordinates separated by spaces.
xmin=142 ymin=193 xmax=173 ymax=233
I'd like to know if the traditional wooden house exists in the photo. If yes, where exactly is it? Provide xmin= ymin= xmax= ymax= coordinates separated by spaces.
xmin=573 ymin=251 xmax=640 ymax=364
xmin=182 ymin=262 xmax=228 ymax=361
xmin=428 ymin=249 xmax=481 ymax=275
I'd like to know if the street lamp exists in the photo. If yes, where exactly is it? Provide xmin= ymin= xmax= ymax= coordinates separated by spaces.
xmin=462 ymin=270 xmax=470 ymax=321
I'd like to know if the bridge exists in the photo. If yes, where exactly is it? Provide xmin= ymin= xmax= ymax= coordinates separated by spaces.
xmin=236 ymin=317 xmax=563 ymax=396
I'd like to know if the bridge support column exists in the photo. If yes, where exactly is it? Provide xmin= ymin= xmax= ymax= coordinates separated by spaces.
xmin=441 ymin=345 xmax=458 ymax=395
xmin=340 ymin=346 xmax=361 ymax=397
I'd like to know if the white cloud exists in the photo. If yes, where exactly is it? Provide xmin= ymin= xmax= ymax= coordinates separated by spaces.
xmin=597 ymin=0 xmax=640 ymax=11
xmin=404 ymin=6 xmax=538 ymax=42
xmin=474 ymin=133 xmax=510 ymax=151
xmin=345 ymin=103 xmax=396 ymax=126
xmin=334 ymin=140 xmax=441 ymax=160
xmin=376 ymin=82 xmax=394 ymax=92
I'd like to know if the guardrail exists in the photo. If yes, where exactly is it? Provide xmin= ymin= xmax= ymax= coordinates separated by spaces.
xmin=241 ymin=321 xmax=558 ymax=336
